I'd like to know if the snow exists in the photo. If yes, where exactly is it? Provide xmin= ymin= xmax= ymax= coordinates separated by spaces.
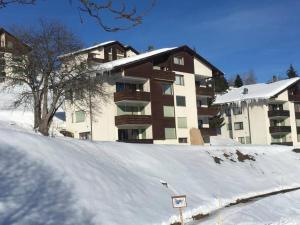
xmin=0 ymin=124 xmax=300 ymax=225
xmin=59 ymin=41 xmax=116 ymax=58
xmin=94 ymin=47 xmax=176 ymax=71
xmin=189 ymin=190 xmax=300 ymax=225
xmin=215 ymin=77 xmax=300 ymax=105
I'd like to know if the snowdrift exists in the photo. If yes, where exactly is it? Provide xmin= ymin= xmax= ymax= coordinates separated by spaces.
xmin=0 ymin=124 xmax=300 ymax=225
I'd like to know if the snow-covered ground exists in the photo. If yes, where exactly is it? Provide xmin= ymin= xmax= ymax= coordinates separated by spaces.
xmin=0 ymin=122 xmax=300 ymax=225
xmin=1 ymin=85 xmax=300 ymax=225
xmin=189 ymin=190 xmax=300 ymax=225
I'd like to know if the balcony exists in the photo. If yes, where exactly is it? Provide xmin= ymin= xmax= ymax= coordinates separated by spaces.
xmin=118 ymin=139 xmax=153 ymax=144
xmin=269 ymin=126 xmax=291 ymax=134
xmin=152 ymin=69 xmax=175 ymax=81
xmin=197 ymin=106 xmax=219 ymax=117
xmin=199 ymin=127 xmax=218 ymax=136
xmin=271 ymin=142 xmax=293 ymax=146
xmin=115 ymin=115 xmax=152 ymax=126
xmin=114 ymin=91 xmax=150 ymax=103
xmin=268 ymin=110 xmax=290 ymax=119
xmin=288 ymin=94 xmax=300 ymax=102
xmin=196 ymin=86 xmax=214 ymax=97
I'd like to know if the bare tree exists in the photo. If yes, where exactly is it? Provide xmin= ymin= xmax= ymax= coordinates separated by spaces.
xmin=243 ymin=70 xmax=257 ymax=85
xmin=0 ymin=0 xmax=156 ymax=32
xmin=4 ymin=20 xmax=108 ymax=136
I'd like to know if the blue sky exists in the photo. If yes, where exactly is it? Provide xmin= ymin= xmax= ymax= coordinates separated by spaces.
xmin=0 ymin=0 xmax=299 ymax=82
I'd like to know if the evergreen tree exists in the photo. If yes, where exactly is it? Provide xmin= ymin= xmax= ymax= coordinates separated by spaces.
xmin=234 ymin=74 xmax=243 ymax=87
xmin=287 ymin=64 xmax=298 ymax=78
xmin=213 ymin=75 xmax=229 ymax=93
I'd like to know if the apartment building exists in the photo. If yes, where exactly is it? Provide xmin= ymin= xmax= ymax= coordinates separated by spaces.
xmin=63 ymin=41 xmax=223 ymax=144
xmin=215 ymin=77 xmax=300 ymax=146
xmin=0 ymin=28 xmax=30 ymax=82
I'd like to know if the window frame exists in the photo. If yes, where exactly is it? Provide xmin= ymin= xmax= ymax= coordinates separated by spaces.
xmin=162 ymin=83 xmax=173 ymax=95
xmin=173 ymin=56 xmax=184 ymax=65
xmin=164 ymin=128 xmax=177 ymax=139
xmin=175 ymin=74 xmax=184 ymax=86
xmin=176 ymin=95 xmax=186 ymax=107
xmin=234 ymin=122 xmax=243 ymax=130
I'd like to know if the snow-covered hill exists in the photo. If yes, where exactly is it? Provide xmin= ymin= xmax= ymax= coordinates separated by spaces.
xmin=0 ymin=122 xmax=300 ymax=225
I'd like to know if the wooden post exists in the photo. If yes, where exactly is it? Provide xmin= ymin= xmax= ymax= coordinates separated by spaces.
xmin=179 ymin=207 xmax=184 ymax=225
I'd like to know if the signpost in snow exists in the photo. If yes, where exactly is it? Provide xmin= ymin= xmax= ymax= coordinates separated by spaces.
xmin=171 ymin=195 xmax=187 ymax=225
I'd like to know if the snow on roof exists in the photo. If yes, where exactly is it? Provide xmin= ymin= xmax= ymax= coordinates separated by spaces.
xmin=59 ymin=40 xmax=116 ymax=58
xmin=94 ymin=47 xmax=177 ymax=71
xmin=215 ymin=77 xmax=300 ymax=105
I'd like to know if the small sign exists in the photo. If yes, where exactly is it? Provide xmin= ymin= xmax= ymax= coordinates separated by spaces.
xmin=172 ymin=195 xmax=187 ymax=208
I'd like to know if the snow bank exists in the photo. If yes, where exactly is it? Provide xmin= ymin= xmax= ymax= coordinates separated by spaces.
xmin=0 ymin=124 xmax=300 ymax=225
xmin=190 ymin=190 xmax=300 ymax=225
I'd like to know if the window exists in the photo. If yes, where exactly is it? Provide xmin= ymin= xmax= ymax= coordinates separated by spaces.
xmin=179 ymin=138 xmax=188 ymax=143
xmin=117 ymin=105 xmax=145 ymax=116
xmin=79 ymin=132 xmax=91 ymax=140
xmin=165 ymin=128 xmax=176 ymax=139
xmin=75 ymin=111 xmax=85 ymax=123
xmin=116 ymin=82 xmax=125 ymax=92
xmin=297 ymin=134 xmax=300 ymax=142
xmin=116 ymin=49 xmax=124 ymax=59
xmin=173 ymin=56 xmax=184 ymax=65
xmin=108 ymin=48 xmax=113 ymax=61
xmin=162 ymin=83 xmax=173 ymax=95
xmin=198 ymin=119 xmax=203 ymax=128
xmin=238 ymin=137 xmax=245 ymax=144
xmin=233 ymin=107 xmax=242 ymax=115
xmin=177 ymin=117 xmax=187 ymax=128
xmin=175 ymin=75 xmax=184 ymax=85
xmin=234 ymin=122 xmax=243 ymax=130
xmin=296 ymin=119 xmax=300 ymax=127
xmin=163 ymin=106 xmax=175 ymax=117
xmin=176 ymin=96 xmax=186 ymax=107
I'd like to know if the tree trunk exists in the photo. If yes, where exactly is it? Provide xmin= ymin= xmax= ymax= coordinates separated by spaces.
xmin=38 ymin=118 xmax=50 ymax=136
xmin=33 ymin=92 xmax=41 ymax=129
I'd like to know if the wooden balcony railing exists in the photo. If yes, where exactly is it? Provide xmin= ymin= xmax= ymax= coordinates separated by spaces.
xmin=152 ymin=69 xmax=175 ymax=81
xmin=288 ymin=94 xmax=300 ymax=102
xmin=269 ymin=126 xmax=291 ymax=134
xmin=196 ymin=86 xmax=214 ymax=97
xmin=199 ymin=128 xmax=218 ymax=136
xmin=115 ymin=115 xmax=152 ymax=126
xmin=114 ymin=91 xmax=151 ymax=102
xmin=197 ymin=106 xmax=219 ymax=117
xmin=271 ymin=142 xmax=293 ymax=146
xmin=268 ymin=110 xmax=290 ymax=118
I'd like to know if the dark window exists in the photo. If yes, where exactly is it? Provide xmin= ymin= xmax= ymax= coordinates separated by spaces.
xmin=116 ymin=82 xmax=125 ymax=92
xmin=234 ymin=122 xmax=243 ymax=130
xmin=79 ymin=132 xmax=91 ymax=140
xmin=176 ymin=96 xmax=186 ymax=106
xmin=179 ymin=138 xmax=188 ymax=143
xmin=198 ymin=119 xmax=203 ymax=129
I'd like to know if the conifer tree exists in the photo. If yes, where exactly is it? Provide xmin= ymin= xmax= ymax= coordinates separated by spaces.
xmin=213 ymin=75 xmax=229 ymax=93
xmin=287 ymin=64 xmax=298 ymax=78
xmin=234 ymin=74 xmax=243 ymax=87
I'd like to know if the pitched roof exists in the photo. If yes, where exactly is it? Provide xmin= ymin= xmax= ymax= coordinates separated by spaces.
xmin=94 ymin=47 xmax=176 ymax=71
xmin=215 ymin=77 xmax=300 ymax=104
xmin=59 ymin=41 xmax=116 ymax=58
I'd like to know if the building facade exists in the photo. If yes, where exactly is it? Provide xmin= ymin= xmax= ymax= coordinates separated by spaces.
xmin=63 ymin=41 xmax=223 ymax=144
xmin=0 ymin=28 xmax=30 ymax=83
xmin=216 ymin=78 xmax=300 ymax=146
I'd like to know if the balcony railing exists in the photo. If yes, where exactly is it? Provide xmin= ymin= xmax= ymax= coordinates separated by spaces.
xmin=114 ymin=91 xmax=150 ymax=103
xmin=197 ymin=106 xmax=219 ymax=117
xmin=271 ymin=142 xmax=293 ymax=146
xmin=152 ymin=69 xmax=175 ymax=81
xmin=115 ymin=115 xmax=152 ymax=126
xmin=268 ymin=110 xmax=290 ymax=118
xmin=269 ymin=126 xmax=291 ymax=134
xmin=196 ymin=86 xmax=214 ymax=97
xmin=118 ymin=139 xmax=153 ymax=144
xmin=199 ymin=127 xmax=218 ymax=136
